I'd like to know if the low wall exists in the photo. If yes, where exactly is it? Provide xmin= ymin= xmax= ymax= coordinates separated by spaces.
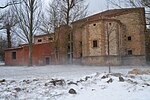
xmin=121 ymin=56 xmax=146 ymax=66
xmin=81 ymin=56 xmax=121 ymax=66
xmin=75 ymin=55 xmax=146 ymax=66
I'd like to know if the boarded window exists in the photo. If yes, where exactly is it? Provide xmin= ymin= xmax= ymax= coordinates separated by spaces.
xmin=38 ymin=39 xmax=42 ymax=42
xmin=128 ymin=36 xmax=131 ymax=41
xmin=93 ymin=40 xmax=98 ymax=48
xmin=128 ymin=50 xmax=132 ymax=55
xmin=12 ymin=52 xmax=16 ymax=59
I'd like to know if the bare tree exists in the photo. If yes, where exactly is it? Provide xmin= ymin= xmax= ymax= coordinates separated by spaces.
xmin=41 ymin=0 xmax=88 ymax=32
xmin=141 ymin=0 xmax=150 ymax=7
xmin=110 ymin=0 xmax=150 ymax=25
xmin=105 ymin=22 xmax=119 ymax=73
xmin=12 ymin=0 xmax=42 ymax=66
xmin=0 ymin=8 xmax=18 ymax=48
xmin=39 ymin=14 xmax=53 ymax=34
xmin=57 ymin=0 xmax=88 ymax=63
xmin=0 ymin=36 xmax=7 ymax=61
xmin=59 ymin=0 xmax=88 ymax=25
xmin=40 ymin=0 xmax=88 ymax=64
xmin=40 ymin=0 xmax=63 ymax=33
xmin=0 ymin=0 xmax=21 ymax=9
xmin=0 ymin=0 xmax=21 ymax=48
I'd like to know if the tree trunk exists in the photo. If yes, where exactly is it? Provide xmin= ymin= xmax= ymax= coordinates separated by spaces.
xmin=28 ymin=0 xmax=34 ymax=66
xmin=66 ymin=10 xmax=70 ymax=25
xmin=6 ymin=27 xmax=11 ymax=48
xmin=29 ymin=42 xmax=33 ymax=66
xmin=107 ymin=24 xmax=111 ymax=73
xmin=69 ymin=32 xmax=72 ymax=64
xmin=107 ymin=33 xmax=111 ymax=73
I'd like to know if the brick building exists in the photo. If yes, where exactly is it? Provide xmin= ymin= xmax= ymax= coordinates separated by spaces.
xmin=5 ymin=7 xmax=146 ymax=66
xmin=5 ymin=34 xmax=54 ymax=66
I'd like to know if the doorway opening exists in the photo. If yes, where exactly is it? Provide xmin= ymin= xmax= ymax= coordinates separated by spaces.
xmin=46 ymin=57 xmax=50 ymax=65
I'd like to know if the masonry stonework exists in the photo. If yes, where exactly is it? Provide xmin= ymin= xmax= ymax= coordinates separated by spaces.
xmin=72 ymin=8 xmax=146 ymax=65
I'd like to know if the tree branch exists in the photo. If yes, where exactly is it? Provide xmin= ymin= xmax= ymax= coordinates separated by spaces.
xmin=0 ymin=1 xmax=22 ymax=9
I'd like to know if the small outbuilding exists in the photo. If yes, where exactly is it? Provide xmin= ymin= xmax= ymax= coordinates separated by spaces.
xmin=5 ymin=42 xmax=54 ymax=66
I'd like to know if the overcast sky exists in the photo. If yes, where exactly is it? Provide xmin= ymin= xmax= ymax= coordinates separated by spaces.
xmin=88 ymin=0 xmax=108 ymax=15
xmin=0 ymin=0 xmax=109 ymax=15
xmin=0 ymin=0 xmax=109 ymax=36
xmin=46 ymin=0 xmax=109 ymax=15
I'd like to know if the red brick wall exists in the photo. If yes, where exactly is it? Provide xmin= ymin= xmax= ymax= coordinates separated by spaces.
xmin=5 ymin=43 xmax=53 ymax=66
xmin=5 ymin=48 xmax=24 ymax=65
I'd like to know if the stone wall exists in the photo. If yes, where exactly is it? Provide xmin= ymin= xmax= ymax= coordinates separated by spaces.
xmin=104 ymin=21 xmax=120 ymax=55
xmin=121 ymin=56 xmax=146 ymax=66
xmin=114 ymin=11 xmax=145 ymax=56
xmin=82 ymin=20 xmax=120 ymax=57
xmin=81 ymin=56 xmax=146 ymax=66
xmin=72 ymin=8 xmax=146 ymax=65
xmin=72 ymin=22 xmax=83 ymax=59
xmin=82 ymin=56 xmax=121 ymax=66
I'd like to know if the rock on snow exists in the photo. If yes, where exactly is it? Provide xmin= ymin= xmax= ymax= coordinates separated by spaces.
xmin=0 ymin=65 xmax=150 ymax=100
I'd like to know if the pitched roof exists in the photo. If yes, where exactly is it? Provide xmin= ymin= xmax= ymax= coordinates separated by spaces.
xmin=5 ymin=47 xmax=23 ymax=51
xmin=72 ymin=7 xmax=145 ymax=24
xmin=5 ymin=43 xmax=53 ymax=51
xmin=34 ymin=33 xmax=54 ymax=38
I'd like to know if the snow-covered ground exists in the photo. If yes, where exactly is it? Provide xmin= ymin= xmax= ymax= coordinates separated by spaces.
xmin=0 ymin=65 xmax=149 ymax=80
xmin=0 ymin=65 xmax=150 ymax=100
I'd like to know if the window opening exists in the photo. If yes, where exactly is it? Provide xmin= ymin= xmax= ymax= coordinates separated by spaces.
xmin=93 ymin=40 xmax=98 ymax=48
xmin=12 ymin=52 xmax=16 ymax=59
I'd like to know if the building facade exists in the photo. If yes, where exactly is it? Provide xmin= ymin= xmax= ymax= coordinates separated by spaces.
xmin=5 ymin=8 xmax=146 ymax=66
xmin=72 ymin=7 xmax=146 ymax=65
xmin=5 ymin=34 xmax=54 ymax=66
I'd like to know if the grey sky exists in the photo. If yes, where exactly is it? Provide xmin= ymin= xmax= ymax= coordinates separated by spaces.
xmin=44 ymin=0 xmax=109 ymax=15
xmin=0 ymin=0 xmax=109 ymax=15
xmin=88 ymin=0 xmax=108 ymax=15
